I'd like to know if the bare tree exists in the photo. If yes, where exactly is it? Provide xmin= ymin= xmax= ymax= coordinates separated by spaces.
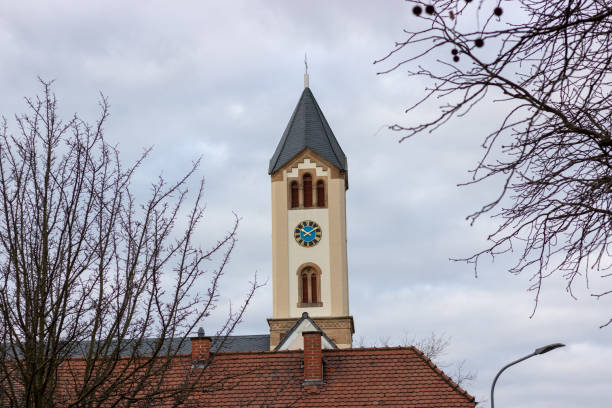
xmin=376 ymin=1 xmax=612 ymax=325
xmin=410 ymin=332 xmax=450 ymax=363
xmin=403 ymin=332 xmax=475 ymax=387
xmin=0 ymin=80 xmax=258 ymax=407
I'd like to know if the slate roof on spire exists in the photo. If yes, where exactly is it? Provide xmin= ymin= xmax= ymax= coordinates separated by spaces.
xmin=269 ymin=87 xmax=347 ymax=174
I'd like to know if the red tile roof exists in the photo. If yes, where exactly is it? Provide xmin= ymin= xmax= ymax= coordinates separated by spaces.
xmin=185 ymin=346 xmax=476 ymax=407
xmin=52 ymin=345 xmax=475 ymax=407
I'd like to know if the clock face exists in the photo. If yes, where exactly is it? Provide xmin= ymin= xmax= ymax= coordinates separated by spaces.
xmin=294 ymin=220 xmax=322 ymax=247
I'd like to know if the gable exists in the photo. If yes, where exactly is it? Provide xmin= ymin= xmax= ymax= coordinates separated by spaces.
xmin=274 ymin=312 xmax=338 ymax=351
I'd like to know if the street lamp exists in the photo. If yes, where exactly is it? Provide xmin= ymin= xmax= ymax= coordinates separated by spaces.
xmin=490 ymin=343 xmax=565 ymax=408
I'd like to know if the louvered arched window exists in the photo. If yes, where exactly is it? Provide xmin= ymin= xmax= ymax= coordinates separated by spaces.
xmin=316 ymin=180 xmax=325 ymax=207
xmin=302 ymin=273 xmax=309 ymax=305
xmin=303 ymin=173 xmax=312 ymax=207
xmin=290 ymin=181 xmax=299 ymax=208
xmin=298 ymin=265 xmax=321 ymax=306
xmin=310 ymin=274 xmax=318 ymax=303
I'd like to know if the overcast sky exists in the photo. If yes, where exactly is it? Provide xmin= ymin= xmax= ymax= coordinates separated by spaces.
xmin=1 ymin=1 xmax=611 ymax=407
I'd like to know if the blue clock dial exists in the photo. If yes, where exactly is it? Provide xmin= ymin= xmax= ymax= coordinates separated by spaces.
xmin=300 ymin=226 xmax=316 ymax=242
xmin=294 ymin=220 xmax=322 ymax=247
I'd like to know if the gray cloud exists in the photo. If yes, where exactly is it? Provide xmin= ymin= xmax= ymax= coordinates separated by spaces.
xmin=1 ymin=1 xmax=610 ymax=406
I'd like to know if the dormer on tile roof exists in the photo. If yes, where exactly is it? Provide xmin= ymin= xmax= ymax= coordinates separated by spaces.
xmin=268 ymin=86 xmax=347 ymax=175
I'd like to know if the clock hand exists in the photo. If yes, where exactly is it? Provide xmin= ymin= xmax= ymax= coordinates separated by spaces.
xmin=301 ymin=228 xmax=314 ymax=236
xmin=302 ymin=227 xmax=320 ymax=237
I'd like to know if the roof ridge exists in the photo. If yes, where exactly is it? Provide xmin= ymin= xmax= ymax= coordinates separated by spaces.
xmin=211 ymin=334 xmax=269 ymax=338
xmin=268 ymin=88 xmax=305 ymax=173
xmin=307 ymin=88 xmax=345 ymax=170
xmin=211 ymin=345 xmax=416 ymax=356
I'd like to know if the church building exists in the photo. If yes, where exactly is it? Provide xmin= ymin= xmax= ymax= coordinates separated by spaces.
xmin=50 ymin=75 xmax=477 ymax=407
xmin=169 ymin=76 xmax=477 ymax=406
xmin=158 ymin=75 xmax=475 ymax=406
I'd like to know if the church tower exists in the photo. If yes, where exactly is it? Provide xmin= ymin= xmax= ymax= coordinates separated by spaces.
xmin=267 ymin=76 xmax=354 ymax=349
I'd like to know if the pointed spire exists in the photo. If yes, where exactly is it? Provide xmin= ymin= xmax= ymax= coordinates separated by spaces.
xmin=304 ymin=53 xmax=309 ymax=88
xmin=269 ymin=87 xmax=347 ymax=174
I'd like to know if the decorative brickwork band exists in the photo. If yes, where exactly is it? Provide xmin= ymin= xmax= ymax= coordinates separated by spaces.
xmin=303 ymin=331 xmax=323 ymax=383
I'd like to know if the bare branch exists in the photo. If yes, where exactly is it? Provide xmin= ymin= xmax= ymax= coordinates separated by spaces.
xmin=378 ymin=1 xmax=612 ymax=326
xmin=0 ymin=79 xmax=256 ymax=407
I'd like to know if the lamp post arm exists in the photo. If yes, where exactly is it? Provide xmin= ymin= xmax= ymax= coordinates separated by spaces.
xmin=490 ymin=352 xmax=536 ymax=408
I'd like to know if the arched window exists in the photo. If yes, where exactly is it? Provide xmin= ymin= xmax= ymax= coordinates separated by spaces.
xmin=303 ymin=173 xmax=312 ymax=207
xmin=316 ymin=180 xmax=325 ymax=207
xmin=290 ymin=181 xmax=299 ymax=208
xmin=298 ymin=265 xmax=321 ymax=306
xmin=310 ymin=274 xmax=318 ymax=303
xmin=302 ymin=273 xmax=309 ymax=305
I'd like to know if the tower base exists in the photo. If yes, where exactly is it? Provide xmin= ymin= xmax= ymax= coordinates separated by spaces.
xmin=268 ymin=315 xmax=354 ymax=350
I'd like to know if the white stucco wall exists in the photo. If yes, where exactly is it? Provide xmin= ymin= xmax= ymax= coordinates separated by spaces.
xmin=288 ymin=207 xmax=330 ymax=317
xmin=285 ymin=158 xmax=332 ymax=318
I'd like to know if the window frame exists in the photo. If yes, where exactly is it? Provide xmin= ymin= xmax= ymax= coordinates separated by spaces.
xmin=296 ymin=263 xmax=322 ymax=307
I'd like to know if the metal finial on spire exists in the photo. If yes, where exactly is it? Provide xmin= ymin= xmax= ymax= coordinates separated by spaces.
xmin=304 ymin=53 xmax=309 ymax=88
